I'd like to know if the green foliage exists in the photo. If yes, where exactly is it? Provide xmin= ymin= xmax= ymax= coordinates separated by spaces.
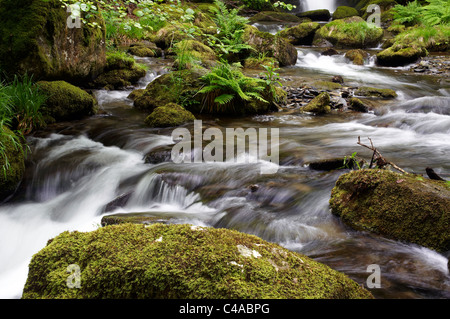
xmin=198 ymin=60 xmax=268 ymax=113
xmin=259 ymin=61 xmax=282 ymax=102
xmin=392 ymin=0 xmax=450 ymax=26
xmin=1 ymin=74 xmax=46 ymax=135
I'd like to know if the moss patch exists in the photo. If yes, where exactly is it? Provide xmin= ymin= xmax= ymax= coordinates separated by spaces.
xmin=37 ymin=81 xmax=97 ymax=123
xmin=144 ymin=103 xmax=196 ymax=128
xmin=313 ymin=17 xmax=383 ymax=49
xmin=248 ymin=11 xmax=303 ymax=23
xmin=355 ymin=86 xmax=397 ymax=99
xmin=22 ymin=223 xmax=374 ymax=299
xmin=330 ymin=169 xmax=450 ymax=252
xmin=332 ymin=6 xmax=359 ymax=20
xmin=277 ymin=22 xmax=320 ymax=45
xmin=301 ymin=92 xmax=331 ymax=114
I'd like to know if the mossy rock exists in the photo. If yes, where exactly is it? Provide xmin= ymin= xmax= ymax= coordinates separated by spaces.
xmin=37 ymin=81 xmax=98 ymax=123
xmin=127 ymin=89 xmax=146 ymax=101
xmin=128 ymin=42 xmax=163 ymax=58
xmin=376 ymin=45 xmax=428 ymax=67
xmin=243 ymin=57 xmax=279 ymax=70
xmin=354 ymin=86 xmax=397 ymax=99
xmin=345 ymin=49 xmax=370 ymax=65
xmin=312 ymin=81 xmax=342 ymax=91
xmin=151 ymin=24 xmax=196 ymax=49
xmin=301 ymin=92 xmax=331 ymax=114
xmin=360 ymin=0 xmax=398 ymax=20
xmin=22 ymin=223 xmax=374 ymax=299
xmin=144 ymin=103 xmax=196 ymax=128
xmin=0 ymin=0 xmax=106 ymax=84
xmin=348 ymin=97 xmax=369 ymax=112
xmin=330 ymin=169 xmax=450 ymax=252
xmin=296 ymin=9 xmax=331 ymax=21
xmin=242 ymin=25 xmax=298 ymax=67
xmin=173 ymin=40 xmax=218 ymax=69
xmin=134 ymin=69 xmax=207 ymax=112
xmin=0 ymin=126 xmax=25 ymax=201
xmin=101 ymin=213 xmax=174 ymax=226
xmin=332 ymin=6 xmax=359 ymax=20
xmin=91 ymin=52 xmax=146 ymax=90
xmin=277 ymin=22 xmax=321 ymax=45
xmin=313 ymin=17 xmax=384 ymax=49
xmin=248 ymin=11 xmax=303 ymax=23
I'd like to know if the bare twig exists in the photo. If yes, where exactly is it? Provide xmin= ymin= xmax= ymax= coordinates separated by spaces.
xmin=357 ymin=137 xmax=408 ymax=174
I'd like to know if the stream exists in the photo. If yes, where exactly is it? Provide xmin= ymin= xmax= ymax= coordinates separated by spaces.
xmin=0 ymin=45 xmax=449 ymax=299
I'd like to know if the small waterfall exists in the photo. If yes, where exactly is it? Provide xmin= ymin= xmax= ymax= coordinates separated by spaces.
xmin=302 ymin=0 xmax=337 ymax=11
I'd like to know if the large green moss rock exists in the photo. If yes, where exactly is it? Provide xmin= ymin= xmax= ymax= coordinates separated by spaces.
xmin=242 ymin=25 xmax=298 ymax=67
xmin=0 ymin=0 xmax=106 ymax=84
xmin=345 ymin=49 xmax=370 ymax=65
xmin=376 ymin=44 xmax=428 ymax=67
xmin=330 ymin=169 xmax=450 ymax=252
xmin=0 ymin=126 xmax=25 ymax=201
xmin=277 ymin=22 xmax=321 ymax=45
xmin=332 ymin=6 xmax=359 ymax=20
xmin=301 ymin=92 xmax=331 ymax=114
xmin=22 ymin=223 xmax=374 ymax=299
xmin=173 ymin=40 xmax=218 ymax=69
xmin=313 ymin=17 xmax=383 ymax=49
xmin=144 ymin=103 xmax=196 ymax=128
xmin=37 ymin=81 xmax=98 ymax=123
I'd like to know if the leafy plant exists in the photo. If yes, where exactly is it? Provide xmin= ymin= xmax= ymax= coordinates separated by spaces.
xmin=2 ymin=74 xmax=47 ymax=135
xmin=392 ymin=0 xmax=423 ymax=26
xmin=198 ymin=60 xmax=268 ymax=113
xmin=260 ymin=61 xmax=282 ymax=102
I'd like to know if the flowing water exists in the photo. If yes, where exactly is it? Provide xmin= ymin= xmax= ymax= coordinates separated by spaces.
xmin=0 ymin=49 xmax=449 ymax=299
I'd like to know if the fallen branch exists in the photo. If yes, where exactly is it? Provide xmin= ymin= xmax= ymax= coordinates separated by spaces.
xmin=357 ymin=137 xmax=408 ymax=174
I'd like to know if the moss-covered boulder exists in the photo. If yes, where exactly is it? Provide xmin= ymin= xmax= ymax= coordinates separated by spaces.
xmin=296 ymin=9 xmax=331 ymax=21
xmin=36 ymin=81 xmax=97 ymax=123
xmin=355 ymin=86 xmax=397 ymax=99
xmin=128 ymin=42 xmax=163 ymax=58
xmin=144 ymin=103 xmax=196 ymax=128
xmin=348 ymin=97 xmax=369 ymax=112
xmin=332 ymin=6 xmax=359 ymax=20
xmin=312 ymin=81 xmax=342 ymax=91
xmin=243 ymin=57 xmax=279 ymax=70
xmin=134 ymin=69 xmax=206 ymax=112
xmin=0 ymin=126 xmax=25 ymax=201
xmin=22 ymin=223 xmax=374 ymax=299
xmin=376 ymin=44 xmax=428 ymax=67
xmin=248 ymin=11 xmax=304 ymax=23
xmin=242 ymin=25 xmax=298 ymax=67
xmin=313 ymin=17 xmax=383 ymax=49
xmin=277 ymin=22 xmax=321 ymax=45
xmin=330 ymin=169 xmax=450 ymax=252
xmin=91 ymin=52 xmax=146 ymax=90
xmin=301 ymin=92 xmax=331 ymax=114
xmin=0 ymin=0 xmax=106 ymax=84
xmin=345 ymin=49 xmax=370 ymax=65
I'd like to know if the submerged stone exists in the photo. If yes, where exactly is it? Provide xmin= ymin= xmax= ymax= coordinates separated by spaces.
xmin=22 ymin=223 xmax=374 ymax=299
xmin=330 ymin=169 xmax=450 ymax=252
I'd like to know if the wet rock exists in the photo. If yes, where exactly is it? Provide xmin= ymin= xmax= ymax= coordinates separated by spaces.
xmin=331 ymin=75 xmax=344 ymax=84
xmin=376 ymin=45 xmax=428 ymax=67
xmin=332 ymin=6 xmax=358 ymax=20
xmin=349 ymin=97 xmax=369 ymax=113
xmin=345 ymin=49 xmax=369 ymax=66
xmin=330 ymin=169 xmax=450 ymax=252
xmin=355 ymin=86 xmax=397 ymax=99
xmin=128 ymin=42 xmax=163 ymax=58
xmin=308 ymin=156 xmax=361 ymax=171
xmin=144 ymin=145 xmax=173 ymax=164
xmin=101 ymin=213 xmax=173 ymax=226
xmin=301 ymin=92 xmax=331 ymax=115
xmin=321 ymin=48 xmax=339 ymax=56
xmin=22 ymin=223 xmax=374 ymax=299
xmin=296 ymin=9 xmax=331 ymax=21
xmin=248 ymin=11 xmax=304 ymax=23
xmin=103 ymin=192 xmax=133 ymax=213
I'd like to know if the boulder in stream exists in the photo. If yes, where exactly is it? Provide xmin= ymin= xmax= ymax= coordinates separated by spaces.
xmin=301 ymin=92 xmax=331 ymax=114
xmin=144 ymin=103 xmax=196 ymax=128
xmin=354 ymin=86 xmax=397 ymax=99
xmin=277 ymin=22 xmax=321 ymax=45
xmin=36 ymin=81 xmax=98 ymax=123
xmin=296 ymin=9 xmax=331 ymax=21
xmin=22 ymin=223 xmax=373 ymax=299
xmin=330 ymin=169 xmax=450 ymax=252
